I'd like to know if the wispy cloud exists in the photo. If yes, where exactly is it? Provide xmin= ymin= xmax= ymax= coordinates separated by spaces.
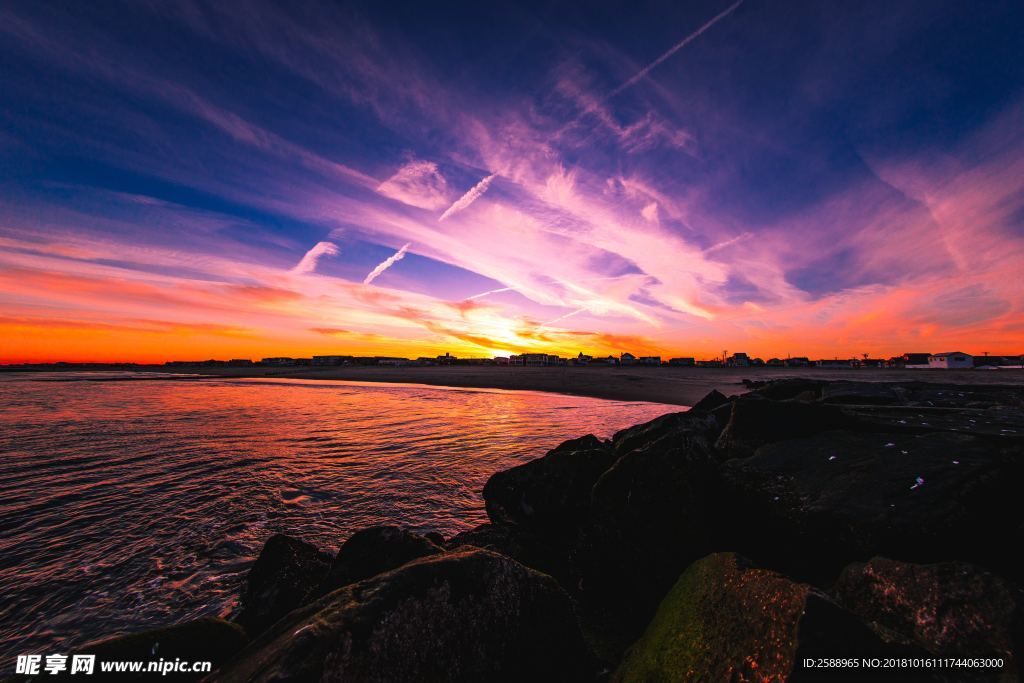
xmin=439 ymin=174 xmax=496 ymax=221
xmin=291 ymin=241 xmax=340 ymax=275
xmin=377 ymin=160 xmax=451 ymax=210
xmin=363 ymin=243 xmax=411 ymax=285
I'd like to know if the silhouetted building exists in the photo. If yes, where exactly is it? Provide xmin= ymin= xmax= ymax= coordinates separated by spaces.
xmin=668 ymin=357 xmax=695 ymax=366
xmin=928 ymin=352 xmax=973 ymax=369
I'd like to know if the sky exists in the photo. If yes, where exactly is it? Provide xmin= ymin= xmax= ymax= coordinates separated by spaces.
xmin=1 ymin=0 xmax=1022 ymax=363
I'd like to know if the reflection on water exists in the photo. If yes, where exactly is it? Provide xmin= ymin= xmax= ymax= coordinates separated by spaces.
xmin=0 ymin=373 xmax=680 ymax=660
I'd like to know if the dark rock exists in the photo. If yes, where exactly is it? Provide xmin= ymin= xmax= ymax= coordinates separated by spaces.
xmin=85 ymin=617 xmax=247 ymax=680
xmin=720 ymin=429 xmax=1024 ymax=581
xmin=214 ymin=549 xmax=597 ymax=683
xmin=319 ymin=525 xmax=442 ymax=595
xmin=483 ymin=442 xmax=614 ymax=536
xmin=834 ymin=557 xmax=1023 ymax=678
xmin=611 ymin=410 xmax=717 ymax=458
xmin=821 ymin=381 xmax=906 ymax=406
xmin=842 ymin=404 xmax=1024 ymax=442
xmin=689 ymin=389 xmax=729 ymax=414
xmin=614 ymin=553 xmax=934 ymax=682
xmin=581 ymin=412 xmax=720 ymax=632
xmin=749 ymin=378 xmax=827 ymax=401
xmin=236 ymin=534 xmax=331 ymax=636
xmin=715 ymin=396 xmax=854 ymax=459
xmin=444 ymin=523 xmax=577 ymax=588
xmin=423 ymin=531 xmax=445 ymax=545
xmin=551 ymin=432 xmax=608 ymax=453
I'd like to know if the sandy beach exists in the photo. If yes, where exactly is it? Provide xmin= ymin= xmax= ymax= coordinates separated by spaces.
xmin=120 ymin=365 xmax=1024 ymax=407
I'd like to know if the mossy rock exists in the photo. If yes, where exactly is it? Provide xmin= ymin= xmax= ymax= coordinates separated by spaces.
xmin=615 ymin=553 xmax=934 ymax=682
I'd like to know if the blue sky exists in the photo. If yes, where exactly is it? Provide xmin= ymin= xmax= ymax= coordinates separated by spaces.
xmin=1 ymin=1 xmax=1022 ymax=361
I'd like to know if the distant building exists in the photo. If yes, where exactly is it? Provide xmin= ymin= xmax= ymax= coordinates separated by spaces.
xmin=696 ymin=360 xmax=722 ymax=368
xmin=312 ymin=355 xmax=353 ymax=366
xmin=638 ymin=356 xmax=662 ymax=366
xmin=260 ymin=357 xmax=296 ymax=366
xmin=589 ymin=355 xmax=619 ymax=365
xmin=493 ymin=356 xmax=510 ymax=365
xmin=575 ymin=352 xmax=593 ymax=365
xmin=668 ymin=357 xmax=695 ymax=366
xmin=899 ymin=353 xmax=932 ymax=368
xmin=766 ymin=358 xmax=784 ymax=367
xmin=727 ymin=352 xmax=750 ymax=367
xmin=378 ymin=357 xmax=410 ymax=366
xmin=437 ymin=352 xmax=457 ymax=365
xmin=973 ymin=355 xmax=1023 ymax=368
xmin=928 ymin=351 xmax=973 ymax=369
xmin=415 ymin=357 xmax=437 ymax=365
xmin=619 ymin=352 xmax=637 ymax=365
xmin=520 ymin=353 xmax=550 ymax=366
xmin=784 ymin=357 xmax=810 ymax=367
xmin=509 ymin=355 xmax=523 ymax=366
xmin=815 ymin=359 xmax=853 ymax=368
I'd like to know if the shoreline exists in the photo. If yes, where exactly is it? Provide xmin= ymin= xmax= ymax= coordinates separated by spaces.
xmin=8 ymin=364 xmax=1022 ymax=407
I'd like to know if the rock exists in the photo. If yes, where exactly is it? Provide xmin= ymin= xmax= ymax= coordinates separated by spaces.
xmin=720 ymin=429 xmax=1023 ymax=581
xmin=614 ymin=553 xmax=933 ymax=682
xmin=483 ymin=440 xmax=614 ymax=536
xmin=581 ymin=412 xmax=720 ymax=632
xmin=689 ymin=389 xmax=729 ymax=414
xmin=715 ymin=396 xmax=853 ymax=459
xmin=551 ymin=433 xmax=608 ymax=453
xmin=214 ymin=548 xmax=597 ymax=683
xmin=834 ymin=557 xmax=1023 ymax=679
xmin=749 ymin=378 xmax=827 ymax=401
xmin=236 ymin=534 xmax=331 ymax=636
xmin=611 ymin=410 xmax=717 ymax=458
xmin=424 ymin=531 xmax=445 ymax=545
xmin=84 ymin=617 xmax=247 ymax=680
xmin=444 ymin=523 xmax=576 ymax=587
xmin=319 ymin=525 xmax=442 ymax=595
xmin=821 ymin=381 xmax=905 ymax=406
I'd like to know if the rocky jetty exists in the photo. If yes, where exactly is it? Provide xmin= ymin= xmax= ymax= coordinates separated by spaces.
xmin=51 ymin=379 xmax=1023 ymax=681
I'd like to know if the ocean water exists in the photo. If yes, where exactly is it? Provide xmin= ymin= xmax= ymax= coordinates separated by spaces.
xmin=0 ymin=373 xmax=680 ymax=661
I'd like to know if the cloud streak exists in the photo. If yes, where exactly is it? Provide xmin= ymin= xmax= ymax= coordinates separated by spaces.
xmin=363 ymin=243 xmax=412 ymax=285
xmin=439 ymin=174 xmax=496 ymax=221
xmin=292 ymin=241 xmax=340 ymax=275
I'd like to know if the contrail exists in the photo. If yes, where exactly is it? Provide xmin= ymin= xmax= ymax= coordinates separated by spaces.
xmin=467 ymin=286 xmax=517 ymax=300
xmin=607 ymin=0 xmax=744 ymax=99
xmin=439 ymin=174 xmax=496 ymax=221
xmin=703 ymin=231 xmax=752 ymax=254
xmin=541 ymin=308 xmax=586 ymax=327
xmin=363 ymin=243 xmax=411 ymax=285
xmin=291 ymin=241 xmax=340 ymax=275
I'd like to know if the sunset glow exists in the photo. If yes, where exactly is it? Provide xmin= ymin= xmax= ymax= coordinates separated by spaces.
xmin=2 ymin=2 xmax=1022 ymax=363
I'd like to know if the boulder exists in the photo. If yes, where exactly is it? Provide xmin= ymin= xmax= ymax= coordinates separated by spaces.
xmin=611 ymin=410 xmax=717 ymax=458
xmin=715 ymin=396 xmax=853 ymax=459
xmin=689 ymin=389 xmax=730 ymax=414
xmin=821 ymin=381 xmax=906 ymax=406
xmin=581 ymin=413 xmax=720 ymax=631
xmin=319 ymin=525 xmax=442 ymax=595
xmin=214 ymin=548 xmax=597 ymax=682
xmin=614 ymin=553 xmax=933 ymax=682
xmin=749 ymin=378 xmax=827 ymax=401
xmin=236 ymin=534 xmax=331 ymax=636
xmin=444 ymin=523 xmax=577 ymax=589
xmin=483 ymin=440 xmax=614 ymax=536
xmin=84 ymin=617 xmax=247 ymax=680
xmin=834 ymin=557 xmax=1023 ymax=679
xmin=720 ymin=429 xmax=1023 ymax=581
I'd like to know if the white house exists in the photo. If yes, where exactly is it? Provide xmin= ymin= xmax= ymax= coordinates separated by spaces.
xmin=928 ymin=351 xmax=973 ymax=369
